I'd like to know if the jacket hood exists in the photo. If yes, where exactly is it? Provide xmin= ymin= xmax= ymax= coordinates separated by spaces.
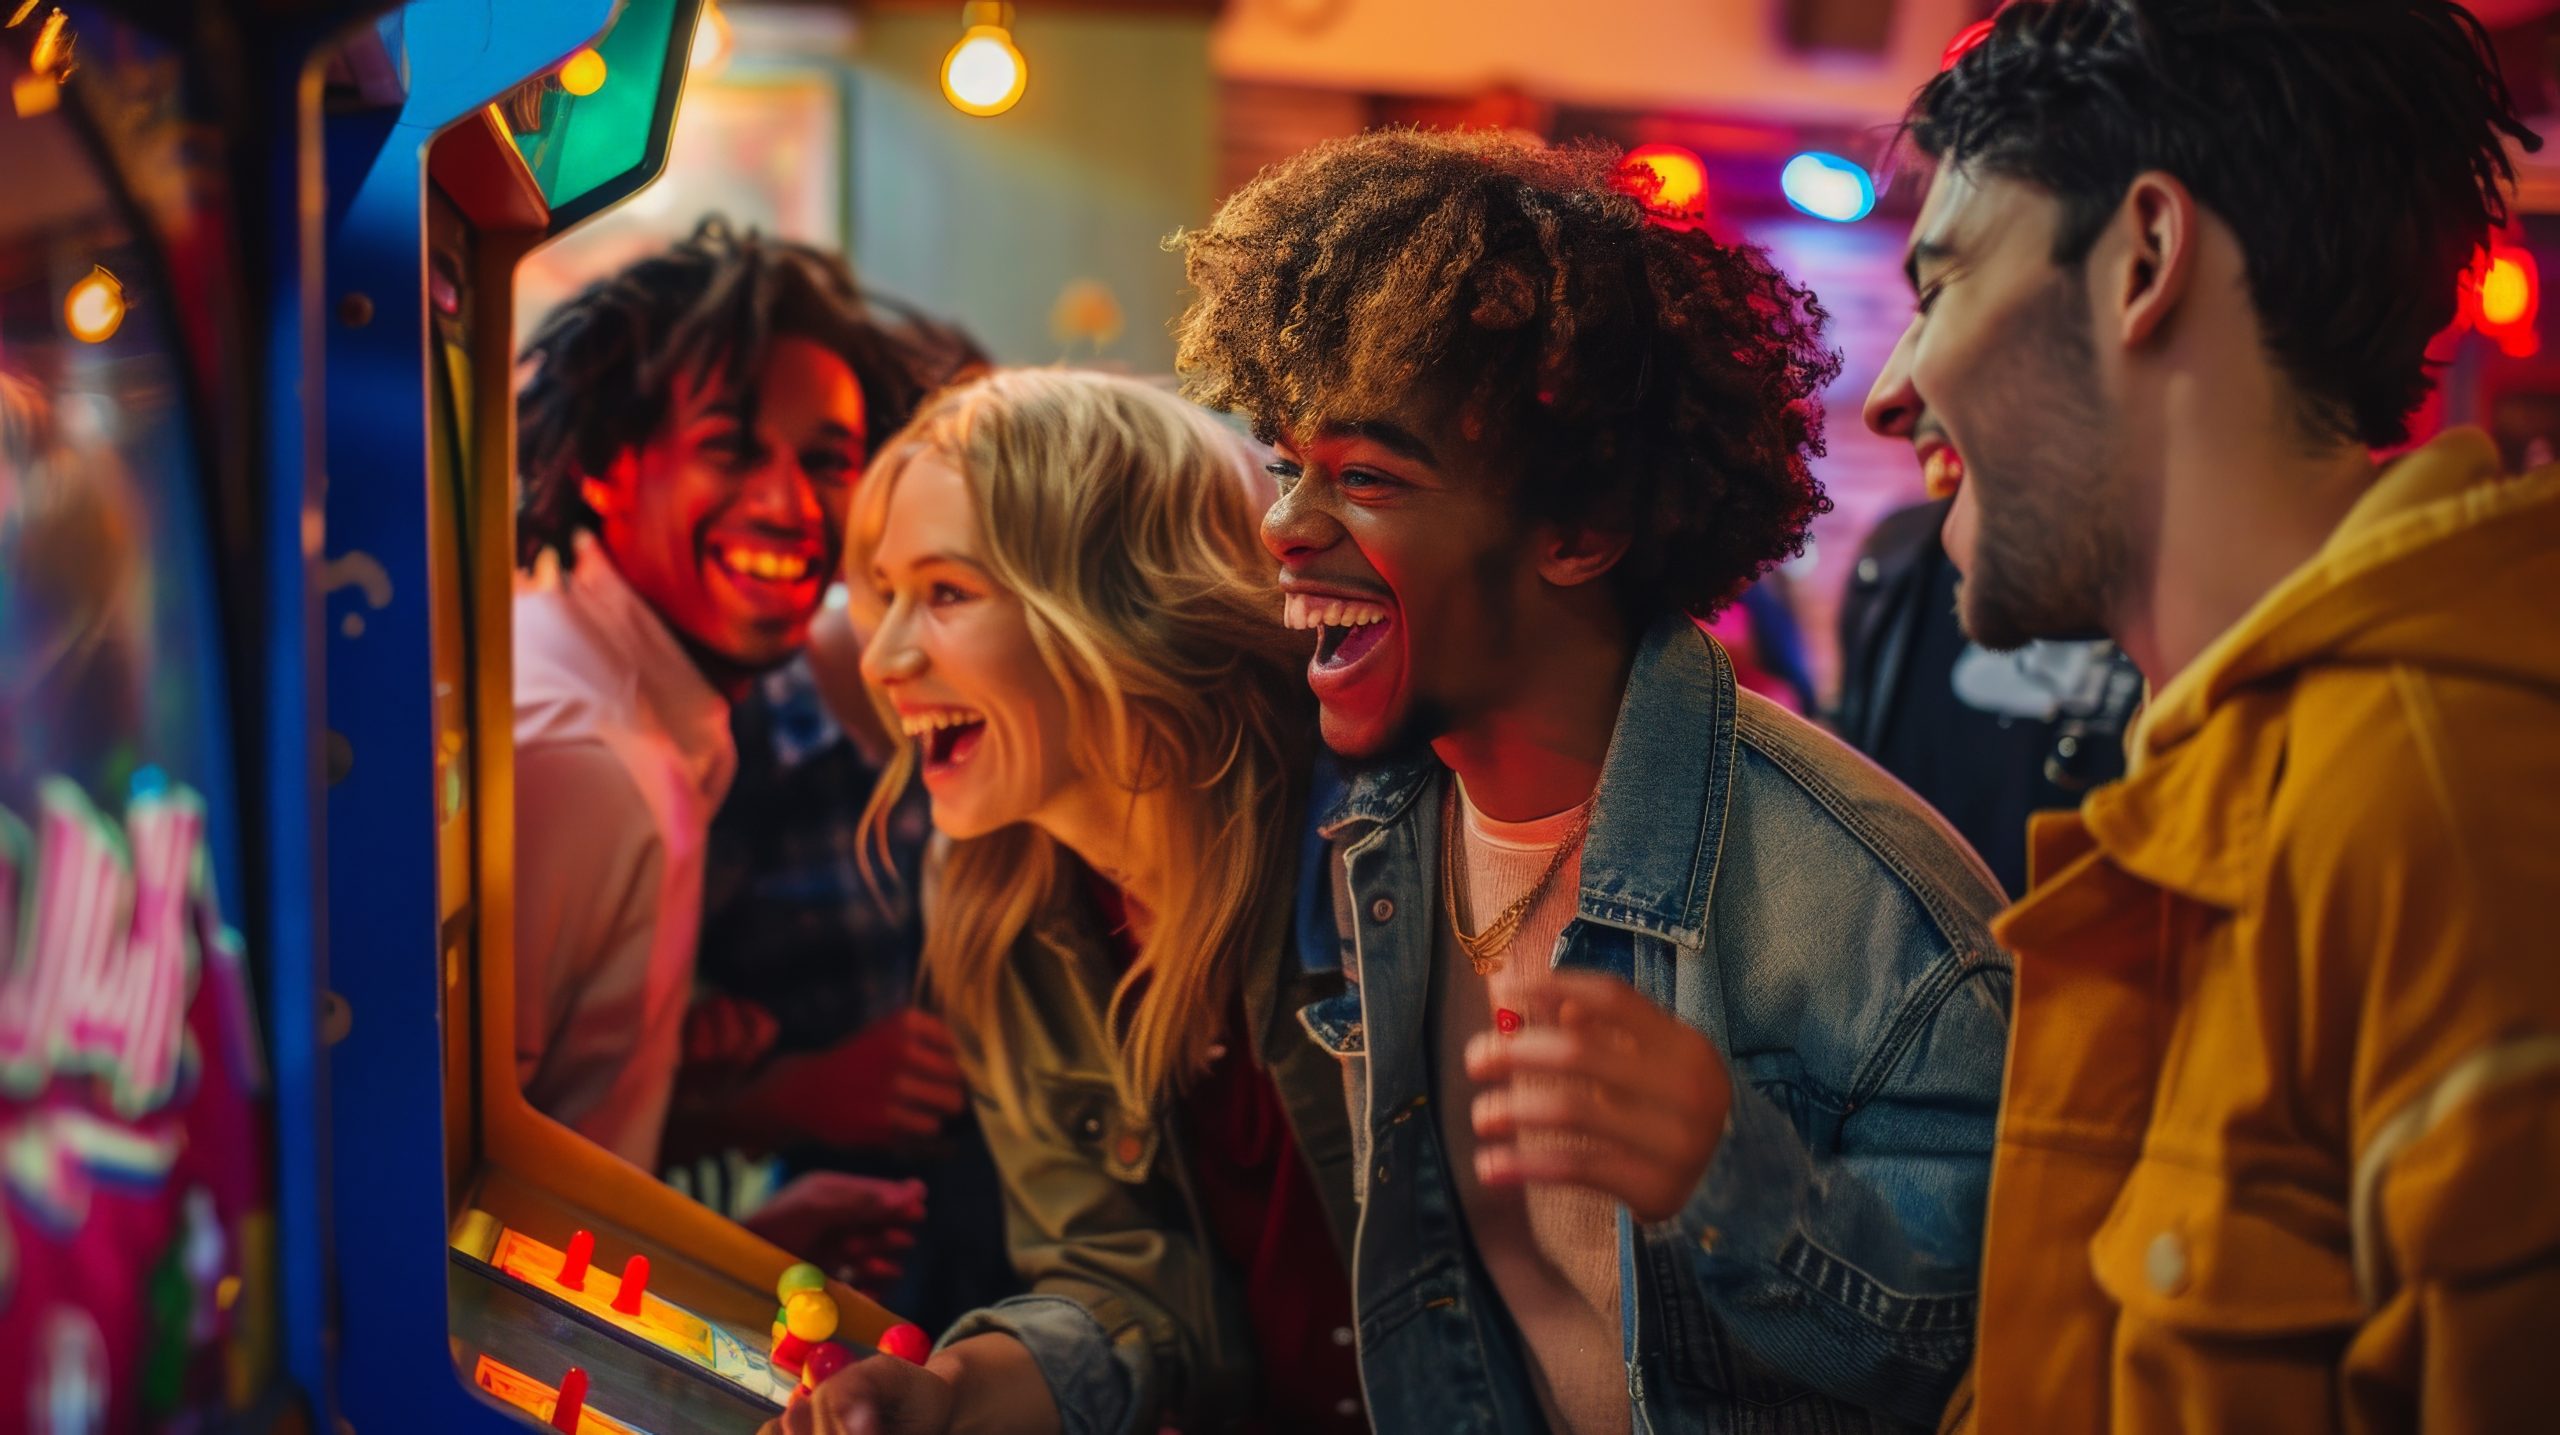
xmin=2134 ymin=427 xmax=2560 ymax=765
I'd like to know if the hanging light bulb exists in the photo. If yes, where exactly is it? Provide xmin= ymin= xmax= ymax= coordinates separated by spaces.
xmin=942 ymin=2 xmax=1026 ymax=118
xmin=691 ymin=0 xmax=734 ymax=78
xmin=65 ymin=266 xmax=124 ymax=344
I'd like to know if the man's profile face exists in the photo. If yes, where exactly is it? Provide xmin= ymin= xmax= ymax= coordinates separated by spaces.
xmin=1261 ymin=406 xmax=1543 ymax=760
xmin=1863 ymin=165 xmax=2129 ymax=649
xmin=591 ymin=334 xmax=867 ymax=671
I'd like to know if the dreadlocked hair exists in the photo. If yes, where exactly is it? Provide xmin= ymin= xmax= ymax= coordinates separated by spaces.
xmin=1173 ymin=127 xmax=1840 ymax=621
xmin=515 ymin=216 xmax=932 ymax=570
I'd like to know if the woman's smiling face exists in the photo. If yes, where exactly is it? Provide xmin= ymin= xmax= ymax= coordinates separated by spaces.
xmin=858 ymin=454 xmax=1082 ymax=841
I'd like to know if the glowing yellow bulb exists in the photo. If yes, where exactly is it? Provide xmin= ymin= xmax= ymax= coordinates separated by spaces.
xmin=2481 ymin=255 xmax=2532 ymax=328
xmin=941 ymin=25 xmax=1025 ymax=117
xmin=65 ymin=266 xmax=123 ymax=344
xmin=690 ymin=0 xmax=733 ymax=76
xmin=29 ymin=8 xmax=67 ymax=74
xmin=559 ymin=47 xmax=607 ymax=97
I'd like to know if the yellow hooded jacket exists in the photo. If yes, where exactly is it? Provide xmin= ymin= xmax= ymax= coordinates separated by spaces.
xmin=1957 ymin=428 xmax=2560 ymax=1433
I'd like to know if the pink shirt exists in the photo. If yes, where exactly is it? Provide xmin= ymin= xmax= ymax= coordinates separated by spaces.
xmin=512 ymin=536 xmax=734 ymax=1170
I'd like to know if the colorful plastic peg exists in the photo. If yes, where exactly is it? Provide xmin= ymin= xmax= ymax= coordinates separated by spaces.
xmin=797 ymin=1342 xmax=853 ymax=1398
xmin=558 ymin=1230 xmax=595 ymax=1292
xmin=550 ymin=1367 xmax=588 ymax=1433
xmin=610 ymin=1254 xmax=649 ymax=1316
xmin=877 ymin=1323 xmax=931 ymax=1365
xmin=769 ymin=1289 xmax=838 ymax=1376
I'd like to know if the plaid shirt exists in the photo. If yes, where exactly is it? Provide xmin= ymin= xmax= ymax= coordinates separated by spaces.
xmin=696 ymin=654 xmax=931 ymax=1053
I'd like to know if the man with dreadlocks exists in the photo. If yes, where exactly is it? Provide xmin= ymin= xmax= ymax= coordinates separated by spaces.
xmin=1169 ymin=129 xmax=2013 ymax=1434
xmin=511 ymin=219 xmax=929 ymax=1194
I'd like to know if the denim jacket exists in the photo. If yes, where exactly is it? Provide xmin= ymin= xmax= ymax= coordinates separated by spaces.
xmin=1298 ymin=619 xmax=2012 ymax=1434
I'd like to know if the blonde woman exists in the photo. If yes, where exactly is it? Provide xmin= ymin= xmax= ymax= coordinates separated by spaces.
xmin=764 ymin=370 xmax=1362 ymax=1435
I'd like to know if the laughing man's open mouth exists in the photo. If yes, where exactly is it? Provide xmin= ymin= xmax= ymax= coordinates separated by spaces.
xmin=1284 ymin=591 xmax=1394 ymax=670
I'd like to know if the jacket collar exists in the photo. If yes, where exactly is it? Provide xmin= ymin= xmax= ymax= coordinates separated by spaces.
xmin=1316 ymin=614 xmax=1737 ymax=946
xmin=2065 ymin=428 xmax=2550 ymax=911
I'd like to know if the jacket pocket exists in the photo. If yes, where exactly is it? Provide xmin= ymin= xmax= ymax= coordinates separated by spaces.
xmin=1297 ymin=989 xmax=1371 ymax=1201
xmin=2089 ymin=1157 xmax=2361 ymax=1336
xmin=2087 ymin=1159 xmax=2362 ymax=1430
xmin=1298 ymin=988 xmax=1365 ymax=1056
xmin=1027 ymin=1069 xmax=1161 ymax=1185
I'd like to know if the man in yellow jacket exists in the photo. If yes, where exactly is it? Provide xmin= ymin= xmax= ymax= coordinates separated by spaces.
xmin=1862 ymin=1 xmax=2560 ymax=1430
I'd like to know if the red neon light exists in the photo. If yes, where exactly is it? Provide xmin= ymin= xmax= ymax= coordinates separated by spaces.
xmin=1614 ymin=144 xmax=1711 ymax=232
xmin=1941 ymin=18 xmax=1997 ymax=71
xmin=2461 ymin=243 xmax=2541 ymax=359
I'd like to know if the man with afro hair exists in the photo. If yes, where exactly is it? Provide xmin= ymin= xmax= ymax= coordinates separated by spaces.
xmin=1170 ymin=128 xmax=2014 ymax=1434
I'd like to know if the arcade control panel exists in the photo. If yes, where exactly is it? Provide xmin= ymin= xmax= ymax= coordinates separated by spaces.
xmin=449 ymin=1210 xmax=927 ymax=1434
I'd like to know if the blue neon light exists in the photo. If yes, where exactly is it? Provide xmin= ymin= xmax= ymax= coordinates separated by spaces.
xmin=1781 ymin=152 xmax=1876 ymax=223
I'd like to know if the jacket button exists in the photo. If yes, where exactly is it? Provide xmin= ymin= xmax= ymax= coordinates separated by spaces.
xmin=1374 ymin=1162 xmax=1390 ymax=1185
xmin=1331 ymin=1326 xmax=1354 ymax=1347
xmin=1369 ymin=897 xmax=1395 ymax=923
xmin=2145 ymin=1231 xmax=2188 ymax=1295
xmin=1856 ymin=556 xmax=1880 ymax=584
xmin=1078 ymin=1114 xmax=1103 ymax=1139
xmin=1334 ymin=1398 xmax=1361 ymax=1416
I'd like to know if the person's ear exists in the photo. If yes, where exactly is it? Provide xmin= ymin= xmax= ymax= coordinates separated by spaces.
xmin=2108 ymin=170 xmax=2200 ymax=350
xmin=1536 ymin=524 xmax=1630 ymax=589
xmin=578 ymin=449 xmax=641 ymax=523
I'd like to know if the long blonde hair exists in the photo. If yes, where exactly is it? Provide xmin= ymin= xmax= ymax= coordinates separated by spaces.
xmin=848 ymin=369 xmax=1311 ymax=1117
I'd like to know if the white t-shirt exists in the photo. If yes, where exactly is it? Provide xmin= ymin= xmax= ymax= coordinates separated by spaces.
xmin=512 ymin=535 xmax=735 ymax=1171
xmin=1433 ymin=780 xmax=1626 ymax=1435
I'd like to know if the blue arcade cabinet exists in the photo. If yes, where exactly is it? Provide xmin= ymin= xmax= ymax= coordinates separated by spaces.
xmin=316 ymin=2 xmax=904 ymax=1432
xmin=2 ymin=2 xmax=902 ymax=1431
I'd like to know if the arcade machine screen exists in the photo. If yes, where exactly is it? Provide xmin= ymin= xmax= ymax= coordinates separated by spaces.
xmin=0 ymin=11 xmax=273 ymax=1431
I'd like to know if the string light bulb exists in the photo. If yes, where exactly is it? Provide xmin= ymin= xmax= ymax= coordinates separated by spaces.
xmin=690 ymin=0 xmax=734 ymax=77
xmin=65 ymin=266 xmax=124 ymax=344
xmin=942 ymin=3 xmax=1026 ymax=118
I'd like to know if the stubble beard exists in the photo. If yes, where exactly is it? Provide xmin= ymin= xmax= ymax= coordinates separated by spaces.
xmin=1957 ymin=279 xmax=2129 ymax=652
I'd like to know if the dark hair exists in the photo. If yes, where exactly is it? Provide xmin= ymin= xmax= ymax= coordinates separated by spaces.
xmin=1173 ymin=128 xmax=1839 ymax=622
xmin=515 ymin=217 xmax=939 ymax=570
xmin=867 ymin=291 xmax=996 ymax=394
xmin=1903 ymin=0 xmax=2539 ymax=449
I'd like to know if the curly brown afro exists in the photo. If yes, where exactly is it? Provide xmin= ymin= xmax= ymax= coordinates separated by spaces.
xmin=1173 ymin=128 xmax=1839 ymax=622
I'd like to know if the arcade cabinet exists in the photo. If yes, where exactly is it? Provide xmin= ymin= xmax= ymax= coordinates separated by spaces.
xmin=316 ymin=2 xmax=913 ymax=1431
xmin=0 ymin=1 xmax=358 ymax=1426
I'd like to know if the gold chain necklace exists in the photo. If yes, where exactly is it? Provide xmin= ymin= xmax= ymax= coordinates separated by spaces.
xmin=1440 ymin=783 xmax=1592 ymax=977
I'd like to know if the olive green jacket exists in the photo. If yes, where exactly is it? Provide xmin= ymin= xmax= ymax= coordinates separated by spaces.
xmin=937 ymin=848 xmax=1359 ymax=1435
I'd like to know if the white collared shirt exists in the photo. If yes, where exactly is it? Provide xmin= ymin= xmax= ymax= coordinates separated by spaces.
xmin=512 ymin=535 xmax=736 ymax=1171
